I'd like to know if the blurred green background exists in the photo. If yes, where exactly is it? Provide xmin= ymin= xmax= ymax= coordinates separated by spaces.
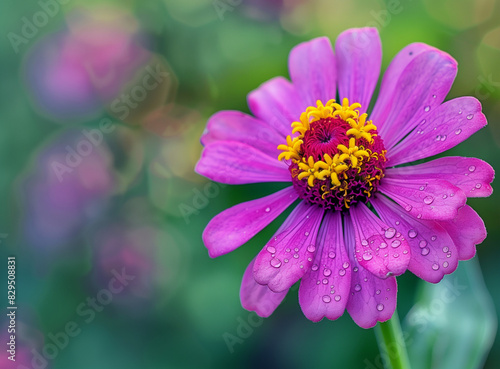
xmin=0 ymin=0 xmax=499 ymax=368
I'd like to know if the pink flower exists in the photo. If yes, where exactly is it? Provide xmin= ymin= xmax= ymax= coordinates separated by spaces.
xmin=196 ymin=28 xmax=494 ymax=328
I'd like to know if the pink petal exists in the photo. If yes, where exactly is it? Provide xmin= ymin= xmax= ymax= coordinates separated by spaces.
xmin=385 ymin=157 xmax=494 ymax=198
xmin=203 ymin=187 xmax=298 ymax=258
xmin=240 ymin=258 xmax=288 ymax=317
xmin=195 ymin=141 xmax=290 ymax=184
xmin=371 ymin=196 xmax=459 ymax=283
xmin=253 ymin=201 xmax=324 ymax=292
xmin=348 ymin=203 xmax=410 ymax=278
xmin=373 ymin=44 xmax=457 ymax=149
xmin=288 ymin=37 xmax=336 ymax=108
xmin=344 ymin=219 xmax=397 ymax=329
xmin=379 ymin=176 xmax=466 ymax=221
xmin=388 ymin=97 xmax=487 ymax=166
xmin=247 ymin=76 xmax=303 ymax=138
xmin=201 ymin=110 xmax=285 ymax=158
xmin=439 ymin=205 xmax=487 ymax=260
xmin=335 ymin=28 xmax=381 ymax=114
xmin=298 ymin=212 xmax=350 ymax=322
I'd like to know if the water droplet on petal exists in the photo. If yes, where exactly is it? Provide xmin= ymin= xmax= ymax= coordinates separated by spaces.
xmin=432 ymin=94 xmax=437 ymax=98
xmin=420 ymin=119 xmax=426 ymax=125
xmin=339 ymin=269 xmax=346 ymax=276
xmin=431 ymin=235 xmax=437 ymax=241
xmin=417 ymin=214 xmax=422 ymax=219
xmin=322 ymin=278 xmax=328 ymax=284
xmin=307 ymin=244 xmax=316 ymax=253
xmin=455 ymin=128 xmax=462 ymax=135
xmin=293 ymin=253 xmax=299 ymax=259
xmin=267 ymin=246 xmax=276 ymax=254
xmin=408 ymin=230 xmax=418 ymax=238
xmin=354 ymin=284 xmax=362 ymax=292
xmin=442 ymin=246 xmax=449 ymax=253
xmin=328 ymin=251 xmax=336 ymax=259
xmin=405 ymin=205 xmax=413 ymax=212
xmin=304 ymin=231 xmax=310 ymax=236
xmin=380 ymin=242 xmax=388 ymax=249
xmin=265 ymin=207 xmax=271 ymax=212
xmin=385 ymin=228 xmax=396 ymax=239
xmin=334 ymin=295 xmax=341 ymax=302
xmin=419 ymin=240 xmax=427 ymax=248
xmin=361 ymin=239 xmax=368 ymax=246
xmin=391 ymin=240 xmax=401 ymax=248
xmin=466 ymin=114 xmax=474 ymax=120
xmin=270 ymin=259 xmax=282 ymax=268
xmin=475 ymin=183 xmax=482 ymax=189
xmin=322 ymin=295 xmax=331 ymax=303
xmin=294 ymin=248 xmax=299 ymax=252
xmin=419 ymin=186 xmax=425 ymax=191
xmin=323 ymin=268 xmax=332 ymax=277
xmin=343 ymin=262 xmax=350 ymax=269
xmin=376 ymin=303 xmax=384 ymax=311
xmin=284 ymin=258 xmax=289 ymax=263
xmin=423 ymin=196 xmax=434 ymax=205
xmin=432 ymin=263 xmax=439 ymax=270
xmin=286 ymin=248 xmax=290 ymax=253
xmin=312 ymin=264 xmax=318 ymax=271
xmin=376 ymin=290 xmax=381 ymax=295
xmin=443 ymin=261 xmax=449 ymax=268
xmin=363 ymin=253 xmax=373 ymax=261
xmin=442 ymin=194 xmax=448 ymax=199
xmin=353 ymin=267 xmax=359 ymax=272
xmin=421 ymin=247 xmax=430 ymax=256
xmin=468 ymin=165 xmax=476 ymax=172
xmin=435 ymin=135 xmax=441 ymax=141
xmin=424 ymin=106 xmax=430 ymax=112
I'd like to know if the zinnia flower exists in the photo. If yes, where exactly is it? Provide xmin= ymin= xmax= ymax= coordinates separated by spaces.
xmin=196 ymin=28 xmax=494 ymax=328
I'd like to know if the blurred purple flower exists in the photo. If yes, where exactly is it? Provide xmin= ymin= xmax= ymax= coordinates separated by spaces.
xmin=22 ymin=6 xmax=150 ymax=123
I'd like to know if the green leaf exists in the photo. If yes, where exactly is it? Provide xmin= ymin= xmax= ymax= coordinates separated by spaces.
xmin=403 ymin=259 xmax=497 ymax=369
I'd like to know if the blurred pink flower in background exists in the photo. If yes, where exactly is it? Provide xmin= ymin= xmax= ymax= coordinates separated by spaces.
xmin=22 ymin=6 xmax=151 ymax=123
xmin=20 ymin=130 xmax=115 ymax=252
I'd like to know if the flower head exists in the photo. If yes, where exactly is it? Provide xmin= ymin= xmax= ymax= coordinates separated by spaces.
xmin=196 ymin=28 xmax=494 ymax=328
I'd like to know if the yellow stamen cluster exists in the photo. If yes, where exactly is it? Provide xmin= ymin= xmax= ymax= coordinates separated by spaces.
xmin=278 ymin=98 xmax=381 ymax=190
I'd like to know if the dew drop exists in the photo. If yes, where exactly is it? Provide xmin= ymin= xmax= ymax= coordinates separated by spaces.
xmin=458 ymin=109 xmax=463 ymax=115
xmin=322 ymin=295 xmax=331 ymax=303
xmin=385 ymin=228 xmax=396 ymax=239
xmin=421 ymin=247 xmax=430 ymax=256
xmin=405 ymin=205 xmax=413 ymax=212
xmin=328 ymin=251 xmax=336 ymax=259
xmin=435 ymin=135 xmax=441 ymax=141
xmin=323 ymin=268 xmax=332 ymax=277
xmin=432 ymin=263 xmax=440 ymax=271
xmin=294 ymin=248 xmax=299 ymax=252
xmin=353 ymin=267 xmax=359 ymax=272
xmin=376 ymin=290 xmax=381 ymax=295
xmin=393 ymin=253 xmax=399 ymax=258
xmin=307 ymin=244 xmax=316 ymax=253
xmin=343 ymin=262 xmax=350 ymax=269
xmin=455 ymin=128 xmax=462 ymax=135
xmin=316 ymin=280 xmax=320 ymax=285
xmin=293 ymin=253 xmax=299 ymax=259
xmin=286 ymin=248 xmax=290 ymax=253
xmin=380 ymin=242 xmax=388 ymax=249
xmin=339 ymin=269 xmax=346 ymax=276
xmin=408 ymin=230 xmax=418 ymax=239
xmin=420 ymin=119 xmax=426 ymax=125
xmin=440 ymin=135 xmax=447 ymax=141
xmin=304 ymin=231 xmax=310 ymax=236
xmin=270 ymin=259 xmax=282 ymax=268
xmin=442 ymin=246 xmax=449 ymax=253
xmin=391 ymin=240 xmax=401 ymax=248
xmin=307 ymin=257 xmax=312 ymax=262
xmin=431 ymin=235 xmax=437 ymax=241
xmin=475 ymin=183 xmax=482 ymax=189
xmin=432 ymin=94 xmax=437 ymax=98
xmin=354 ymin=284 xmax=362 ymax=292
xmin=265 ymin=207 xmax=271 ymax=213
xmin=468 ymin=165 xmax=476 ymax=172
xmin=442 ymin=194 xmax=448 ymax=199
xmin=311 ymin=264 xmax=319 ymax=271
xmin=443 ymin=261 xmax=449 ymax=268
xmin=423 ymin=196 xmax=434 ymax=205
xmin=361 ymin=239 xmax=369 ymax=246
xmin=395 ymin=221 xmax=400 ymax=225
xmin=419 ymin=240 xmax=427 ymax=248
xmin=424 ymin=106 xmax=430 ymax=112
xmin=267 ymin=246 xmax=276 ymax=254
xmin=334 ymin=295 xmax=341 ymax=302
xmin=284 ymin=258 xmax=289 ymax=263
xmin=419 ymin=186 xmax=425 ymax=191
xmin=363 ymin=253 xmax=373 ymax=261
xmin=466 ymin=114 xmax=474 ymax=120
xmin=417 ymin=214 xmax=422 ymax=219
xmin=376 ymin=303 xmax=385 ymax=311
xmin=322 ymin=278 xmax=328 ymax=284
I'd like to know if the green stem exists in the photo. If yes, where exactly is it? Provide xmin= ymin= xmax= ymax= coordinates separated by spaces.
xmin=374 ymin=311 xmax=412 ymax=369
